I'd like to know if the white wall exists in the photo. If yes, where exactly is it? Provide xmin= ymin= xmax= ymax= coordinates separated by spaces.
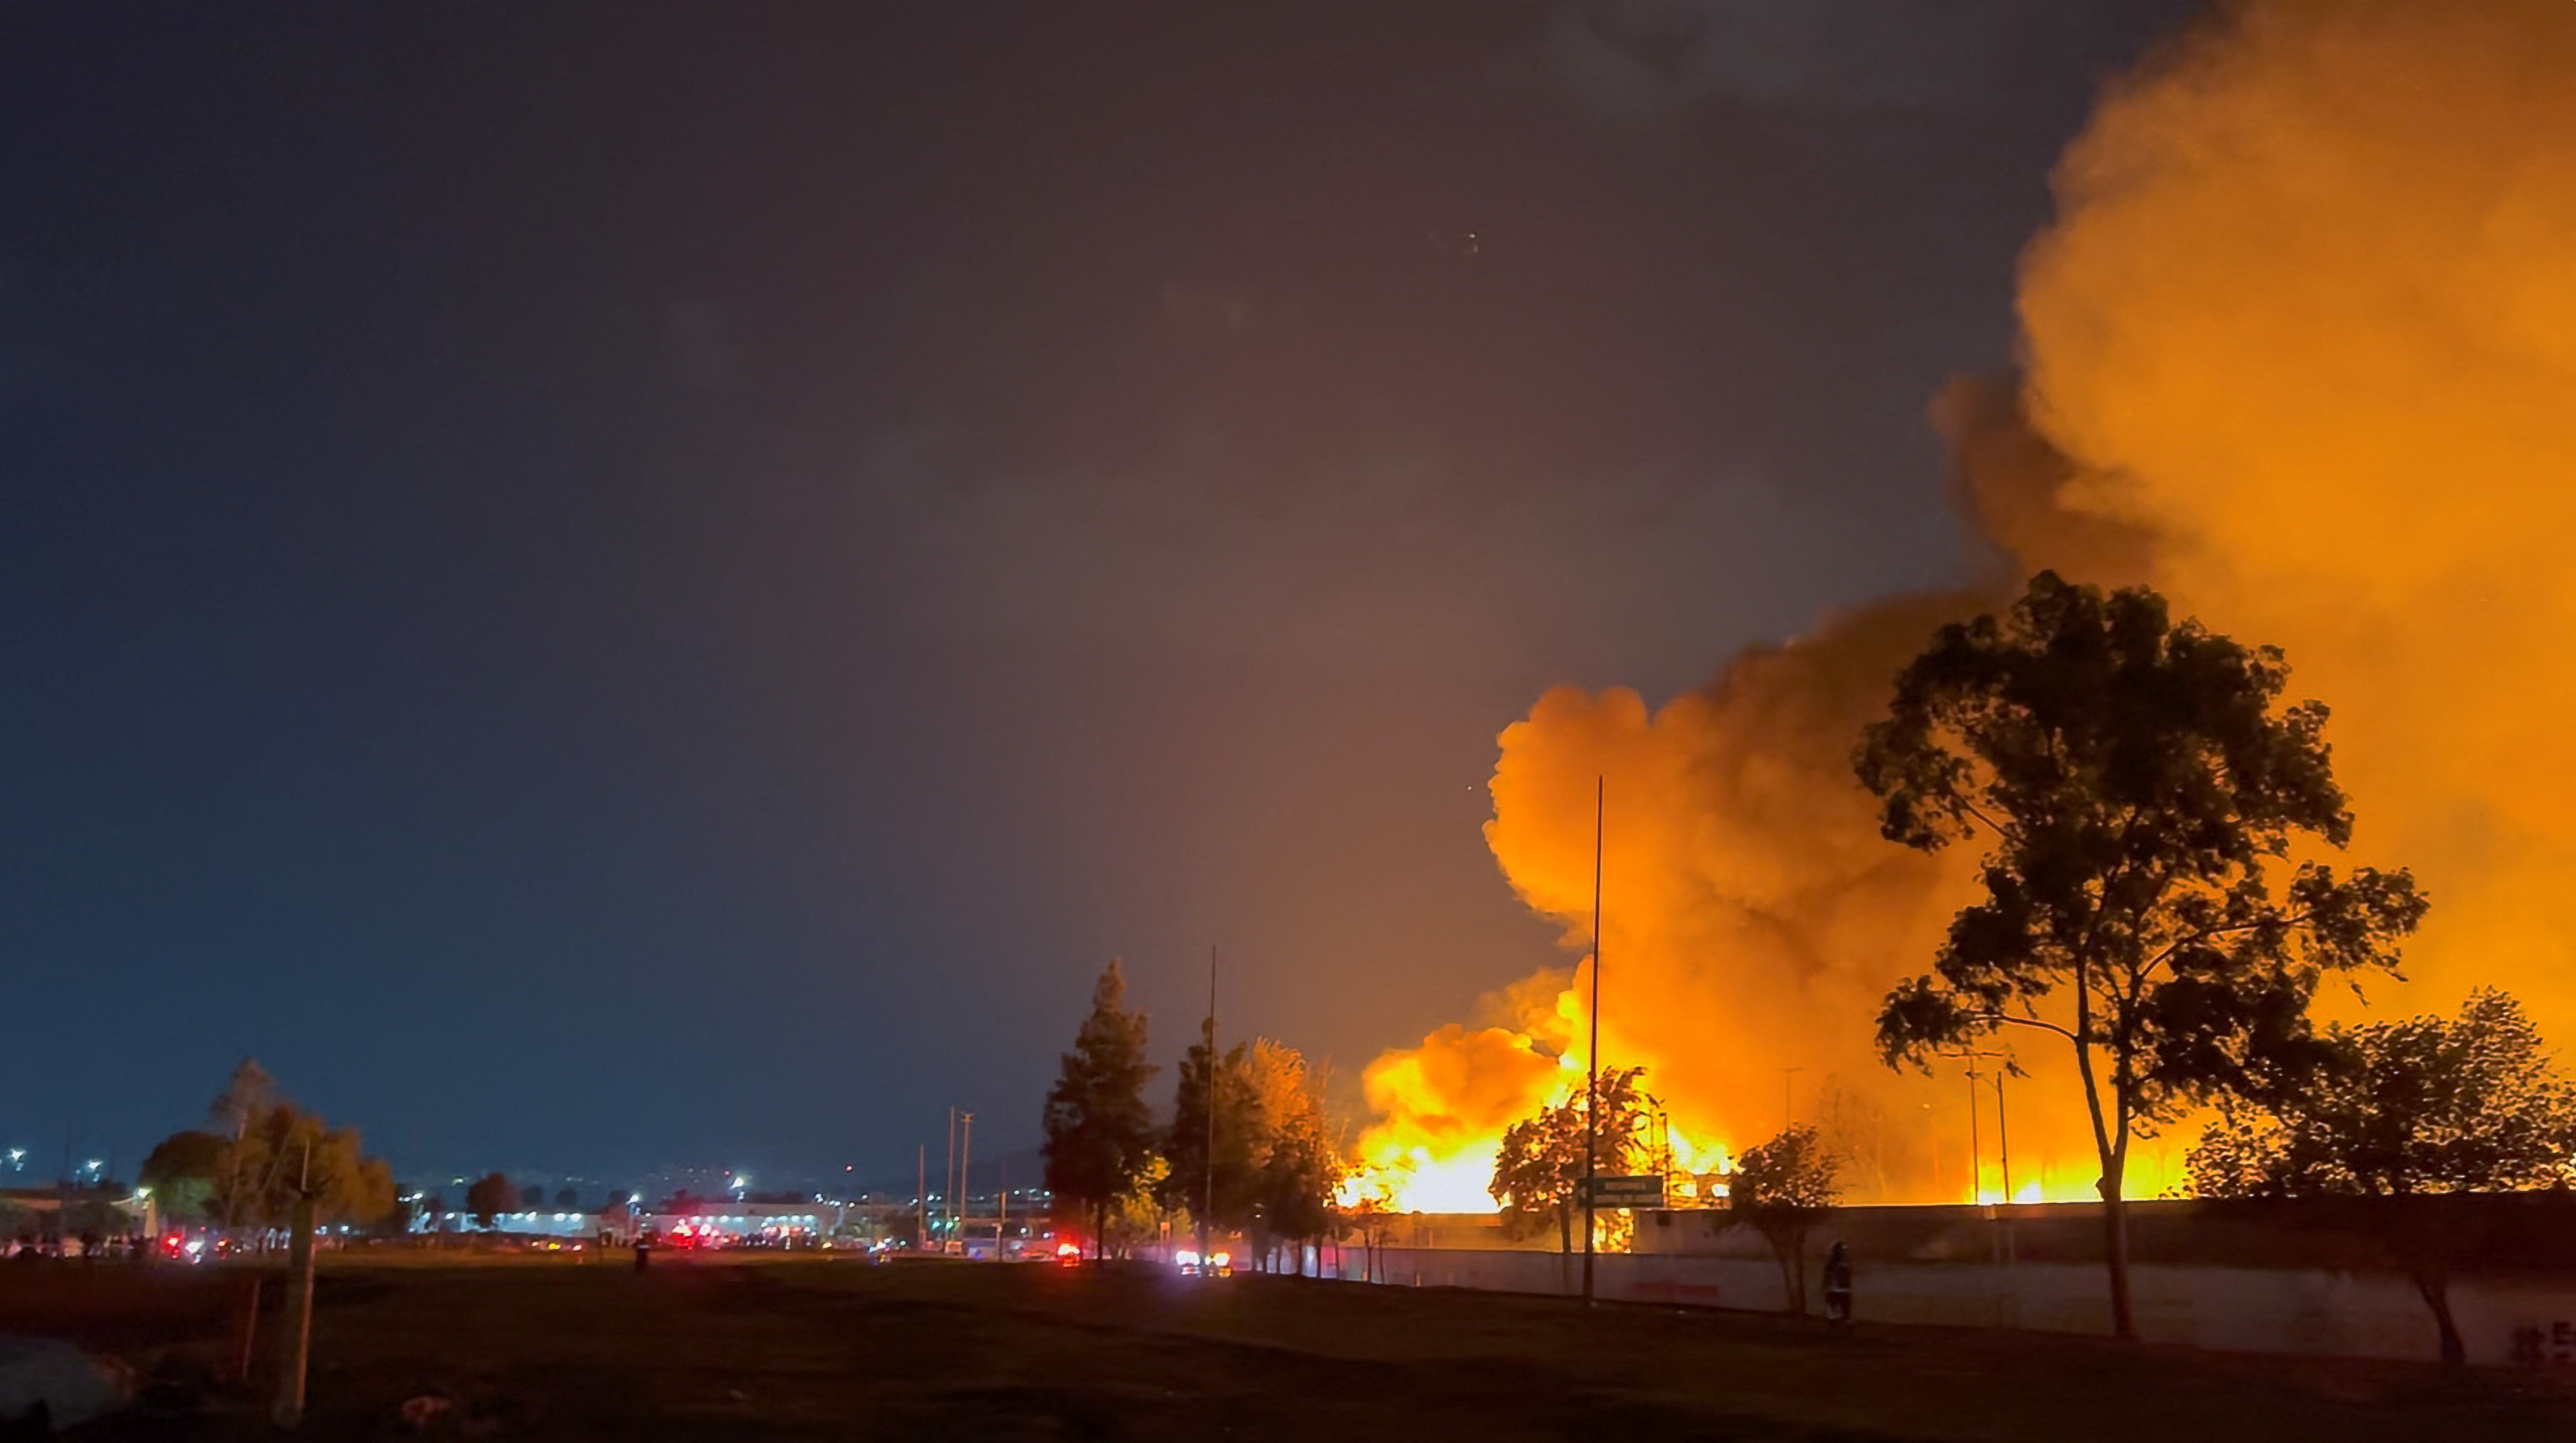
xmin=1312 ymin=1245 xmax=2576 ymax=1367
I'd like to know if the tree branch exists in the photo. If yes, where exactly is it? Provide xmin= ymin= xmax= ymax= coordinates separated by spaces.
xmin=2140 ymin=908 xmax=2316 ymax=978
xmin=1957 ymin=798 xmax=2010 ymax=840
xmin=1981 ymin=1012 xmax=2079 ymax=1044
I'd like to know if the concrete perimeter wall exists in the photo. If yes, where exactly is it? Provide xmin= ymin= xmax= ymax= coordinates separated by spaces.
xmin=1289 ymin=1244 xmax=2576 ymax=1369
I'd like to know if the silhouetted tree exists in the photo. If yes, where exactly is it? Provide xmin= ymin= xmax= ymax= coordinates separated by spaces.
xmin=1042 ymin=959 xmax=1159 ymax=1264
xmin=192 ymin=1063 xmax=396 ymax=1235
xmin=140 ymin=1130 xmax=225 ymax=1224
xmin=1489 ymin=1067 xmax=1647 ymax=1256
xmin=1857 ymin=572 xmax=2427 ymax=1339
xmin=465 ymin=1173 xmax=515 ymax=1230
xmin=606 ymin=1188 xmax=633 ymax=1210
xmin=2190 ymin=989 xmax=2576 ymax=1364
xmin=1161 ymin=1026 xmax=1266 ymax=1263
xmin=553 ymin=1187 xmax=580 ymax=1211
xmin=518 ymin=1181 xmax=545 ymax=1211
xmin=209 ymin=1059 xmax=277 ymax=1230
xmin=1727 ymin=1125 xmax=1843 ymax=1314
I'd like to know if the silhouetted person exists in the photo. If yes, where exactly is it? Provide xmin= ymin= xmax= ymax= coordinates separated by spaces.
xmin=1823 ymin=1241 xmax=1853 ymax=1326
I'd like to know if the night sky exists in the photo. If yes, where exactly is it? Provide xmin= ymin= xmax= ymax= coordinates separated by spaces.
xmin=2 ymin=1 xmax=2199 ymax=1187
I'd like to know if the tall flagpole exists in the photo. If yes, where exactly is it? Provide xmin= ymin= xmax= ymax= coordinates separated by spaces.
xmin=1583 ymin=775 xmax=1602 ymax=1305
xmin=1204 ymin=945 xmax=1217 ymax=1266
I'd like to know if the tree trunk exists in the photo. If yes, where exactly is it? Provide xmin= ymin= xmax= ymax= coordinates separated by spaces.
xmin=2411 ymin=1268 xmax=2466 ymax=1366
xmin=2096 ymin=1175 xmax=2136 ymax=1341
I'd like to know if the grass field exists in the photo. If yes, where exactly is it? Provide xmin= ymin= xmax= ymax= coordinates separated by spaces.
xmin=12 ymin=1254 xmax=2576 ymax=1440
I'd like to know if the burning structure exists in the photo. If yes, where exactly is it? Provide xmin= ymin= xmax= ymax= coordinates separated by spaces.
xmin=1347 ymin=0 xmax=2576 ymax=1215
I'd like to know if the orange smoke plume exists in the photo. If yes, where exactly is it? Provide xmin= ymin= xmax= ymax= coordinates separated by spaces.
xmin=1351 ymin=0 xmax=2576 ymax=1214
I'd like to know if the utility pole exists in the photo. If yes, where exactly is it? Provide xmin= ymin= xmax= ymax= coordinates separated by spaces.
xmin=1778 ymin=1067 xmax=1804 ymax=1132
xmin=944 ymin=1109 xmax=957 ymax=1252
xmin=1582 ymin=775 xmax=1602 ymax=1307
xmin=958 ymin=1111 xmax=972 ymax=1256
xmin=1964 ymin=1063 xmax=1984 ymax=1206
xmin=1991 ymin=1063 xmax=2016 ymax=1270
xmin=916 ymin=1144 xmax=926 ymax=1248
xmin=1991 ymin=1067 xmax=2012 ymax=1202
xmin=272 ymin=1136 xmax=316 ymax=1428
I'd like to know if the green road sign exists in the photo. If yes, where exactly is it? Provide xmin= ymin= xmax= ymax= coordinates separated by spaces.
xmin=1581 ymin=1175 xmax=1666 ymax=1208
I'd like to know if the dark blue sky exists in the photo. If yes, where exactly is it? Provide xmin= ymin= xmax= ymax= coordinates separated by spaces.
xmin=1 ymin=1 xmax=2198 ymax=1186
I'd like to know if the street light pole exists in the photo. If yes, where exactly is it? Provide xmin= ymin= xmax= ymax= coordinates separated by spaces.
xmin=1992 ymin=1069 xmax=2011 ymax=1203
xmin=1965 ymin=1064 xmax=1983 ymax=1206
xmin=1582 ymin=776 xmax=1602 ymax=1307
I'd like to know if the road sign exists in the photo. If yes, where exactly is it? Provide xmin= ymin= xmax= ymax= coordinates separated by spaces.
xmin=1581 ymin=1175 xmax=1666 ymax=1208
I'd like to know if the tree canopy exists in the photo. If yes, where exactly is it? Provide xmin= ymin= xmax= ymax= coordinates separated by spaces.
xmin=1159 ymin=1025 xmax=1266 ymax=1245
xmin=140 ymin=1129 xmax=225 ymax=1225
xmin=1489 ymin=1067 xmax=1647 ymax=1255
xmin=1856 ymin=573 xmax=2426 ymax=1338
xmin=2188 ymin=988 xmax=2576 ymax=1363
xmin=465 ymin=1172 xmax=516 ymax=1230
xmin=191 ymin=1059 xmax=395 ymax=1233
xmin=1244 ymin=1039 xmax=1343 ymax=1264
xmin=1041 ymin=959 xmax=1159 ymax=1262
xmin=1726 ymin=1124 xmax=1843 ymax=1314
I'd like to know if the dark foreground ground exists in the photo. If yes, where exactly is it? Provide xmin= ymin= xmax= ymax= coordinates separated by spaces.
xmin=8 ymin=1254 xmax=2575 ymax=1440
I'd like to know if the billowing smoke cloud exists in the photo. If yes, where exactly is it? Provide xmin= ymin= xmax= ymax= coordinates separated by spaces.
xmin=2017 ymin=0 xmax=2576 ymax=1019
xmin=1356 ymin=0 xmax=2576 ymax=1208
xmin=1351 ymin=392 xmax=2134 ymax=1206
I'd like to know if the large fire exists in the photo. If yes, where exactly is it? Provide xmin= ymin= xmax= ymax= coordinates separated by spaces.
xmin=1345 ymin=0 xmax=2576 ymax=1218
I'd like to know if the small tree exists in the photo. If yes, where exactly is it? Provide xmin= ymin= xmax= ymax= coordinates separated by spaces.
xmin=195 ymin=1065 xmax=397 ymax=1236
xmin=1246 ymin=1040 xmax=1342 ymax=1271
xmin=209 ymin=1059 xmax=277 ymax=1230
xmin=466 ymin=1173 xmax=515 ymax=1230
xmin=1856 ymin=573 xmax=2426 ymax=1339
xmin=1489 ymin=1067 xmax=1647 ymax=1256
xmin=1161 ymin=1027 xmax=1266 ymax=1262
xmin=1041 ymin=959 xmax=1160 ymax=1264
xmin=1343 ymin=1194 xmax=1399 ymax=1283
xmin=553 ymin=1187 xmax=580 ymax=1211
xmin=519 ymin=1182 xmax=546 ymax=1212
xmin=1103 ymin=1156 xmax=1170 ymax=1260
xmin=140 ymin=1130 xmax=225 ymax=1224
xmin=1726 ymin=1125 xmax=1843 ymax=1314
xmin=1810 ymin=1081 xmax=1894 ymax=1204
xmin=2188 ymin=989 xmax=2576 ymax=1364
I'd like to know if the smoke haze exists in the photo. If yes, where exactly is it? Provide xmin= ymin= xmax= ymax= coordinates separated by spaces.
xmin=1356 ymin=0 xmax=2576 ymax=1207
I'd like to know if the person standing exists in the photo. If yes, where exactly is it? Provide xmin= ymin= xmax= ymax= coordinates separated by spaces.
xmin=1823 ymin=1241 xmax=1854 ymax=1326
